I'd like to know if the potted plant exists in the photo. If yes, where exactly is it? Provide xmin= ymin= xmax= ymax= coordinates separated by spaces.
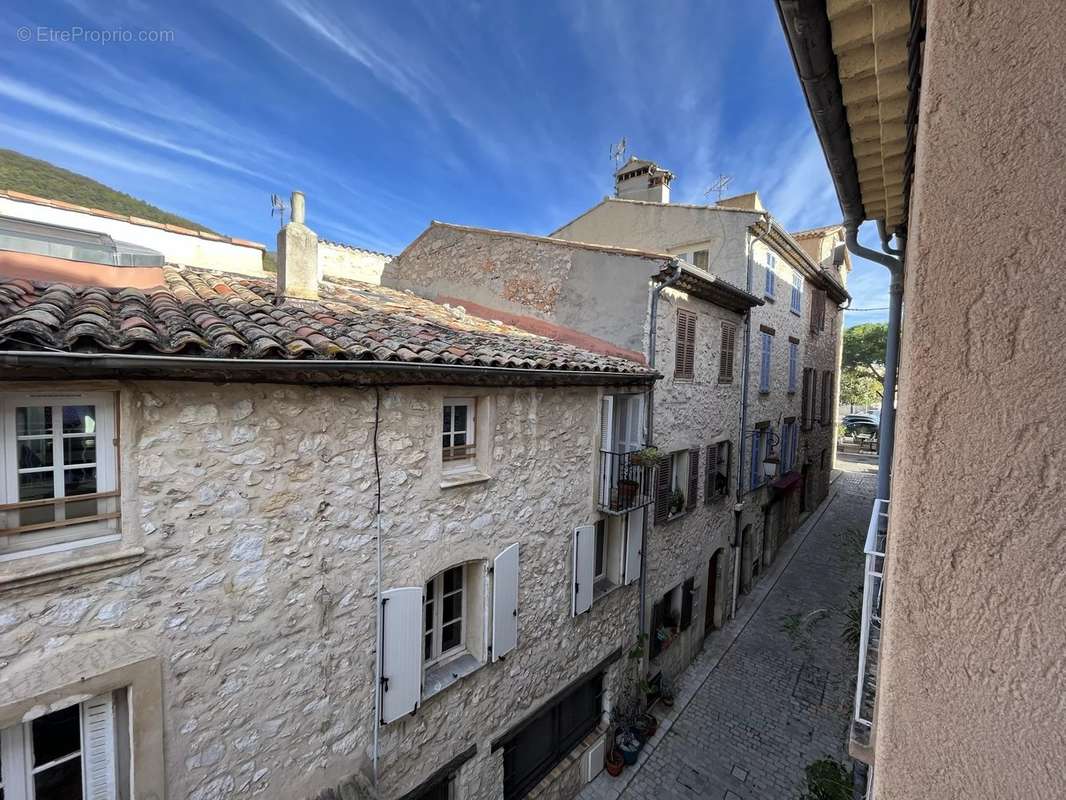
xmin=629 ymin=446 xmax=660 ymax=468
xmin=615 ymin=478 xmax=640 ymax=508
xmin=669 ymin=489 xmax=685 ymax=516
xmin=605 ymin=747 xmax=624 ymax=777
xmin=660 ymin=677 xmax=675 ymax=708
xmin=636 ymin=711 xmax=658 ymax=740
xmin=616 ymin=726 xmax=642 ymax=765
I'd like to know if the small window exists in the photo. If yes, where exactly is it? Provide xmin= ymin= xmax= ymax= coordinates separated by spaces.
xmin=750 ymin=426 xmax=770 ymax=490
xmin=790 ymin=269 xmax=803 ymax=315
xmin=424 ymin=565 xmax=465 ymax=666
xmin=1 ymin=391 xmax=119 ymax=560
xmin=442 ymin=398 xmax=476 ymax=470
xmin=788 ymin=341 xmax=799 ymax=393
xmin=592 ymin=517 xmax=627 ymax=598
xmin=594 ymin=520 xmax=607 ymax=582
xmin=801 ymin=368 xmax=813 ymax=429
xmin=718 ymin=322 xmax=736 ymax=384
xmin=669 ymin=450 xmax=690 ymax=517
xmin=0 ymin=690 xmax=130 ymax=798
xmin=759 ymin=331 xmax=773 ymax=393
xmin=764 ymin=252 xmax=776 ymax=299
xmin=692 ymin=249 xmax=709 ymax=269
xmin=705 ymin=441 xmax=731 ymax=501
xmin=674 ymin=309 xmax=696 ymax=380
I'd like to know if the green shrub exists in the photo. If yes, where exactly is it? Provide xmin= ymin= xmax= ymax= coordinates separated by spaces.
xmin=801 ymin=757 xmax=852 ymax=800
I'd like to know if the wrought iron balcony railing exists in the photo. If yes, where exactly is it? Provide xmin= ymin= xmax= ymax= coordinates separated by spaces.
xmin=851 ymin=497 xmax=889 ymax=763
xmin=596 ymin=449 xmax=656 ymax=515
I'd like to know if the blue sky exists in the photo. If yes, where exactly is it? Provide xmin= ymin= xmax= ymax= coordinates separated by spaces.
xmin=1 ymin=0 xmax=888 ymax=326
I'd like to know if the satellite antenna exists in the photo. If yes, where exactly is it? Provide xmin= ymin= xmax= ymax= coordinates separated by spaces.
xmin=610 ymin=137 xmax=627 ymax=169
xmin=270 ymin=193 xmax=288 ymax=230
xmin=704 ymin=174 xmax=733 ymax=202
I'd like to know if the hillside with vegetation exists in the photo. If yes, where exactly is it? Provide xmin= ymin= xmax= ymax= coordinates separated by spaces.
xmin=0 ymin=148 xmax=215 ymax=233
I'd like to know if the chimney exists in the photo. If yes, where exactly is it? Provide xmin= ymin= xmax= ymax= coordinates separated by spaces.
xmin=614 ymin=157 xmax=674 ymax=204
xmin=277 ymin=190 xmax=319 ymax=300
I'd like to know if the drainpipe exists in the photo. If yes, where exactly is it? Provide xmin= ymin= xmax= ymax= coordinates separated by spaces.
xmin=639 ymin=258 xmax=683 ymax=638
xmin=844 ymin=222 xmax=904 ymax=501
xmin=731 ymin=215 xmax=772 ymax=620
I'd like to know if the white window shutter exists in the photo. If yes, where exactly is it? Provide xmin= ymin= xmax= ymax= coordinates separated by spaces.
xmin=380 ymin=587 xmax=422 ymax=724
xmin=634 ymin=393 xmax=647 ymax=445
xmin=572 ymin=525 xmax=595 ymax=616
xmin=492 ymin=544 xmax=519 ymax=662
xmin=624 ymin=510 xmax=643 ymax=585
xmin=81 ymin=694 xmax=116 ymax=800
xmin=599 ymin=395 xmax=614 ymax=451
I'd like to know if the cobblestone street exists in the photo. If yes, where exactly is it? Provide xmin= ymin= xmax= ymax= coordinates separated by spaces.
xmin=584 ymin=455 xmax=877 ymax=800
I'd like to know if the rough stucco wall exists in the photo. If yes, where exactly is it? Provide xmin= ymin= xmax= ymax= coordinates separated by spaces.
xmin=385 ymin=227 xmax=654 ymax=355
xmin=0 ymin=381 xmax=637 ymax=800
xmin=318 ymin=241 xmax=392 ymax=285
xmin=874 ymin=2 xmax=1066 ymax=798
xmin=646 ymin=289 xmax=744 ymax=674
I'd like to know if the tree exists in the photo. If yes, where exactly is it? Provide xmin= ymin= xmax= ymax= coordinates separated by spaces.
xmin=839 ymin=368 xmax=882 ymax=407
xmin=843 ymin=323 xmax=888 ymax=390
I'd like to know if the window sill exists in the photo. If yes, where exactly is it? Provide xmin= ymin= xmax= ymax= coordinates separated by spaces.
xmin=423 ymin=652 xmax=482 ymax=700
xmin=440 ymin=470 xmax=491 ymax=490
xmin=0 ymin=546 xmax=146 ymax=594
xmin=593 ymin=577 xmax=619 ymax=601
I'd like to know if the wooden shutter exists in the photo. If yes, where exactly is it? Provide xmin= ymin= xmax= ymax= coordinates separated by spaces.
xmin=686 ymin=448 xmax=699 ymax=510
xmin=654 ymin=455 xmax=672 ymax=524
xmin=492 ymin=544 xmax=519 ymax=661
xmin=719 ymin=322 xmax=735 ymax=383
xmin=704 ymin=443 xmax=716 ymax=501
xmin=572 ymin=525 xmax=595 ymax=616
xmin=624 ymin=510 xmax=643 ymax=585
xmin=679 ymin=577 xmax=695 ymax=631
xmin=801 ymin=368 xmax=811 ymax=428
xmin=380 ymin=587 xmax=422 ymax=723
xmin=81 ymin=694 xmax=117 ymax=800
xmin=675 ymin=309 xmax=696 ymax=379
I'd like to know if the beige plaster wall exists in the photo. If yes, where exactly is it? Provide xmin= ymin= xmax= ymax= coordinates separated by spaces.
xmin=873 ymin=2 xmax=1066 ymax=797
xmin=0 ymin=380 xmax=637 ymax=800
xmin=318 ymin=241 xmax=392 ymax=285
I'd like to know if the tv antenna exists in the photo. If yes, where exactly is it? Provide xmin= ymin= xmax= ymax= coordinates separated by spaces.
xmin=609 ymin=137 xmax=627 ymax=169
xmin=270 ymin=193 xmax=288 ymax=230
xmin=704 ymin=174 xmax=733 ymax=202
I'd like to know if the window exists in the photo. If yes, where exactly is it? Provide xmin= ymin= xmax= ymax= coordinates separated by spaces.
xmin=653 ymin=449 xmax=696 ymax=523
xmin=594 ymin=520 xmax=607 ymax=582
xmin=759 ymin=330 xmax=773 ymax=392
xmin=424 ymin=566 xmax=465 ymax=666
xmin=501 ymin=672 xmax=603 ymax=799
xmin=692 ymin=249 xmax=709 ymax=269
xmin=718 ymin=322 xmax=736 ymax=384
xmin=781 ymin=420 xmax=796 ymax=473
xmin=764 ymin=252 xmax=776 ymax=298
xmin=674 ymin=309 xmax=696 ymax=380
xmin=820 ymin=372 xmax=833 ymax=423
xmin=442 ymin=398 xmax=475 ymax=470
xmin=1 ymin=391 xmax=119 ymax=560
xmin=750 ymin=426 xmax=769 ymax=490
xmin=790 ymin=269 xmax=803 ymax=315
xmin=788 ymin=340 xmax=799 ymax=393
xmin=810 ymin=289 xmax=827 ymax=333
xmin=705 ymin=441 xmax=731 ymax=501
xmin=649 ymin=579 xmax=693 ymax=658
xmin=0 ymin=691 xmax=129 ymax=799
xmin=801 ymin=368 xmax=814 ymax=429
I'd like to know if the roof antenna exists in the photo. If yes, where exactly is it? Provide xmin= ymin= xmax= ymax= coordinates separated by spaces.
xmin=270 ymin=193 xmax=288 ymax=230
xmin=704 ymin=174 xmax=733 ymax=202
xmin=610 ymin=137 xmax=627 ymax=169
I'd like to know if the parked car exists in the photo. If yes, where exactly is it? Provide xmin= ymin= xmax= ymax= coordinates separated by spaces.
xmin=842 ymin=413 xmax=878 ymax=427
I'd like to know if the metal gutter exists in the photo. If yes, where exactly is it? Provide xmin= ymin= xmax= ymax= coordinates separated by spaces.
xmin=0 ymin=350 xmax=659 ymax=388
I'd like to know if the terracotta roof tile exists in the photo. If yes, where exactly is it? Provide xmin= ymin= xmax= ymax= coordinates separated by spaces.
xmin=0 ymin=266 xmax=652 ymax=377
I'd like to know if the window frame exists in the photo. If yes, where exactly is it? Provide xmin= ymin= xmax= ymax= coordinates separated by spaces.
xmin=441 ymin=398 xmax=477 ymax=471
xmin=790 ymin=269 xmax=803 ymax=315
xmin=593 ymin=520 xmax=607 ymax=582
xmin=423 ymin=565 xmax=467 ymax=668
xmin=668 ymin=450 xmax=689 ymax=518
xmin=764 ymin=252 xmax=776 ymax=299
xmin=692 ymin=249 xmax=709 ymax=269
xmin=674 ymin=309 xmax=696 ymax=381
xmin=0 ymin=390 xmax=119 ymax=562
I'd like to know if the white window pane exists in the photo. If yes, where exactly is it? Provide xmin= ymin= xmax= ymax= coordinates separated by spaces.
xmin=18 ymin=437 xmax=53 ymax=470
xmin=16 ymin=406 xmax=52 ymax=436
xmin=62 ymin=405 xmax=96 ymax=434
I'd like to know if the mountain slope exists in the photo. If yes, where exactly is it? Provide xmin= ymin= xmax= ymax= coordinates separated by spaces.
xmin=0 ymin=148 xmax=215 ymax=233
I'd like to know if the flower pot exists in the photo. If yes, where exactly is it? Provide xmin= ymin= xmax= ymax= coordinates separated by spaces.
xmin=615 ymin=479 xmax=639 ymax=508
xmin=616 ymin=728 xmax=641 ymax=765
xmin=661 ymin=692 xmax=675 ymax=708
xmin=637 ymin=713 xmax=658 ymax=739
xmin=605 ymin=749 xmax=624 ymax=777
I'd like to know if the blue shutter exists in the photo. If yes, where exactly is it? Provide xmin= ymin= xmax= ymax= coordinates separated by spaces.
xmin=791 ymin=423 xmax=799 ymax=470
xmin=750 ymin=430 xmax=761 ymax=489
xmin=788 ymin=342 xmax=798 ymax=392
xmin=760 ymin=333 xmax=771 ymax=392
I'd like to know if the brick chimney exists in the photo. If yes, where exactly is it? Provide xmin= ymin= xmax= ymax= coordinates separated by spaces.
xmin=277 ymin=191 xmax=319 ymax=300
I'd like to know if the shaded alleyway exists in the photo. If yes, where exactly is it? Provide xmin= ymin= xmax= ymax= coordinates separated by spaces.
xmin=584 ymin=457 xmax=876 ymax=799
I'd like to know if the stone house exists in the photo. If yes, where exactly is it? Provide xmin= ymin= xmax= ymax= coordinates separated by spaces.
xmin=384 ymin=222 xmax=763 ymax=688
xmin=550 ymin=166 xmax=850 ymax=614
xmin=0 ymin=200 xmax=658 ymax=800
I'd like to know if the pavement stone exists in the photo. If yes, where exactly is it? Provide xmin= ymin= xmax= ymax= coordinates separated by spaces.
xmin=583 ymin=457 xmax=875 ymax=800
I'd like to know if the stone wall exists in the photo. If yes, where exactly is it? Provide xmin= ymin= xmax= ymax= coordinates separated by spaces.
xmin=0 ymin=380 xmax=639 ymax=800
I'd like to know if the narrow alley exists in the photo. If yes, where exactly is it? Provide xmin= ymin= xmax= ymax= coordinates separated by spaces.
xmin=584 ymin=456 xmax=877 ymax=800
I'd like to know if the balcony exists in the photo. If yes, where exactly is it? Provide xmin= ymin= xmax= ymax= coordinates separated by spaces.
xmin=850 ymin=498 xmax=888 ymax=764
xmin=596 ymin=449 xmax=656 ymax=515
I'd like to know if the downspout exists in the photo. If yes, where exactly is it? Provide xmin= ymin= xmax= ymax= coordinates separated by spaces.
xmin=844 ymin=222 xmax=904 ymax=501
xmin=641 ymin=258 xmax=683 ymax=636
xmin=731 ymin=215 xmax=772 ymax=620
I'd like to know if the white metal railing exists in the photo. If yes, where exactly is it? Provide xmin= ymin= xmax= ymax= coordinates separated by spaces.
xmin=852 ymin=498 xmax=889 ymax=749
